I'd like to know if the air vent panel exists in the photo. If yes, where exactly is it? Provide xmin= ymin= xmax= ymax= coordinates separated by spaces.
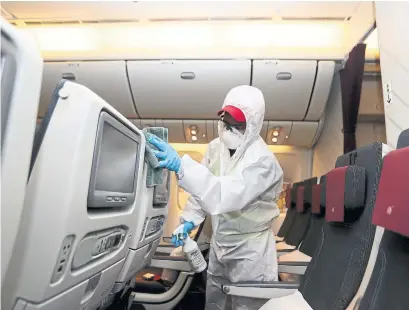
xmin=149 ymin=17 xmax=208 ymax=22
xmin=282 ymin=16 xmax=351 ymax=22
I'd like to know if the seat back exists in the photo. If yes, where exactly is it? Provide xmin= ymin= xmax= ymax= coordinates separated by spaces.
xmin=2 ymin=81 xmax=147 ymax=310
xmin=1 ymin=19 xmax=43 ymax=287
xmin=299 ymin=175 xmax=327 ymax=257
xmin=276 ymin=182 xmax=301 ymax=238
xmin=285 ymin=177 xmax=317 ymax=247
xmin=358 ymin=129 xmax=409 ymax=309
xmin=299 ymin=143 xmax=384 ymax=310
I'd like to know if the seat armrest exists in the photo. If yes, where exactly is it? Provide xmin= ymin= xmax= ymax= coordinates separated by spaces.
xmin=156 ymin=242 xmax=209 ymax=255
xmin=275 ymin=237 xmax=284 ymax=243
xmin=198 ymin=242 xmax=210 ymax=252
xmin=278 ymin=262 xmax=308 ymax=275
xmin=156 ymin=245 xmax=176 ymax=254
xmin=277 ymin=249 xmax=295 ymax=253
xmin=150 ymin=255 xmax=193 ymax=272
xmin=162 ymin=237 xmax=172 ymax=243
xmin=132 ymin=271 xmax=194 ymax=304
xmin=222 ymin=281 xmax=299 ymax=299
xmin=277 ymin=249 xmax=294 ymax=258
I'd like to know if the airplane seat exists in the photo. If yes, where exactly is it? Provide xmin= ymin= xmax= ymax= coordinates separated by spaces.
xmin=278 ymin=177 xmax=321 ymax=282
xmin=132 ymin=216 xmax=208 ymax=294
xmin=223 ymin=143 xmax=387 ymax=310
xmin=275 ymin=182 xmax=304 ymax=252
xmin=2 ymin=80 xmax=146 ymax=310
xmin=276 ymin=178 xmax=317 ymax=252
xmin=275 ymin=182 xmax=301 ymax=242
xmin=278 ymin=175 xmax=327 ymax=270
xmin=297 ymin=175 xmax=327 ymax=259
xmin=1 ymin=18 xmax=43 ymax=288
xmin=276 ymin=185 xmax=301 ymax=248
xmin=29 ymin=79 xmax=65 ymax=175
xmin=104 ymin=156 xmax=172 ymax=309
xmin=130 ymin=216 xmax=211 ymax=309
xmin=356 ymin=129 xmax=409 ymax=309
xmin=397 ymin=128 xmax=409 ymax=147
xmin=297 ymin=143 xmax=384 ymax=309
xmin=274 ymin=187 xmax=293 ymax=242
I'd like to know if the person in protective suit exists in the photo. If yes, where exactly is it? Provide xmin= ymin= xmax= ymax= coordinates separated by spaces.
xmin=148 ymin=85 xmax=284 ymax=310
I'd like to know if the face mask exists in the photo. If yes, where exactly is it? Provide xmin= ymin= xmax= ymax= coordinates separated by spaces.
xmin=220 ymin=126 xmax=244 ymax=150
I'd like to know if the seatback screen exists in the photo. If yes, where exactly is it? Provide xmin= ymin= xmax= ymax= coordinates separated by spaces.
xmin=95 ymin=122 xmax=138 ymax=193
xmin=88 ymin=112 xmax=141 ymax=208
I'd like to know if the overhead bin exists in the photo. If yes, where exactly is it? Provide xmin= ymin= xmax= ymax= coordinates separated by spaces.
xmin=252 ymin=60 xmax=317 ymax=121
xmin=127 ymin=60 xmax=251 ymax=119
xmin=39 ymin=61 xmax=137 ymax=118
xmin=304 ymin=61 xmax=335 ymax=121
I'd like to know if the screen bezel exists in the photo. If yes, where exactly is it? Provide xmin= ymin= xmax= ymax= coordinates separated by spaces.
xmin=87 ymin=112 xmax=141 ymax=208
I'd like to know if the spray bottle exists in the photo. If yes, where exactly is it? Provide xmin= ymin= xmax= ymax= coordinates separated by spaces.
xmin=182 ymin=236 xmax=207 ymax=273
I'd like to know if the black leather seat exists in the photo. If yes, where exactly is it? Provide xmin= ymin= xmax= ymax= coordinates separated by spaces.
xmin=299 ymin=143 xmax=383 ymax=309
xmin=283 ymin=178 xmax=317 ymax=249
xmin=276 ymin=182 xmax=303 ymax=240
xmin=298 ymin=175 xmax=326 ymax=257
xmin=358 ymin=129 xmax=409 ymax=309
xmin=132 ymin=218 xmax=208 ymax=294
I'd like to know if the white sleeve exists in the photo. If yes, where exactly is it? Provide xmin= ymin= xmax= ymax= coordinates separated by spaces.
xmin=178 ymin=154 xmax=282 ymax=215
xmin=179 ymin=149 xmax=210 ymax=226
xmin=180 ymin=195 xmax=206 ymax=226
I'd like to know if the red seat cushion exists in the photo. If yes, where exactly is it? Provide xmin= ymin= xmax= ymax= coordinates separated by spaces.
xmin=297 ymin=186 xmax=305 ymax=213
xmin=372 ymin=147 xmax=409 ymax=237
xmin=312 ymin=184 xmax=322 ymax=214
xmin=326 ymin=167 xmax=347 ymax=222
xmin=326 ymin=166 xmax=366 ymax=222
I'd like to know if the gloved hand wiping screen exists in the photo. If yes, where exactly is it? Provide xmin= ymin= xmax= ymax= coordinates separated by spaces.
xmin=142 ymin=127 xmax=168 ymax=187
xmin=147 ymin=134 xmax=182 ymax=173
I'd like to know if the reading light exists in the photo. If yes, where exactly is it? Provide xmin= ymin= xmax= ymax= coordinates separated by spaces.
xmin=273 ymin=131 xmax=279 ymax=137
xmin=272 ymin=137 xmax=278 ymax=143
xmin=190 ymin=125 xmax=198 ymax=136
xmin=192 ymin=136 xmax=198 ymax=141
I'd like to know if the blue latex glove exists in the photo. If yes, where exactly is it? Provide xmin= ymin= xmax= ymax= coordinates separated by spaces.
xmin=171 ymin=221 xmax=195 ymax=247
xmin=147 ymin=134 xmax=181 ymax=173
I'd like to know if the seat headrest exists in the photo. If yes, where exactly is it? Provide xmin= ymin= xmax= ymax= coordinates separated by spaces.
xmin=296 ymin=186 xmax=306 ymax=213
xmin=285 ymin=187 xmax=292 ymax=209
xmin=326 ymin=165 xmax=366 ymax=223
xmin=312 ymin=184 xmax=322 ymax=214
xmin=372 ymin=146 xmax=409 ymax=237
xmin=397 ymin=128 xmax=409 ymax=149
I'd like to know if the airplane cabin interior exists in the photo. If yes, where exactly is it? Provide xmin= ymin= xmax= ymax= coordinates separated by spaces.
xmin=1 ymin=1 xmax=408 ymax=310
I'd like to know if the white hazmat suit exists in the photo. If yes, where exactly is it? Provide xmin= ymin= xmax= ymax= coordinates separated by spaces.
xmin=177 ymin=85 xmax=284 ymax=310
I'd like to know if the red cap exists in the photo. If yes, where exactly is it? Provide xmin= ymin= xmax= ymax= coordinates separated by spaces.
xmin=217 ymin=105 xmax=246 ymax=123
